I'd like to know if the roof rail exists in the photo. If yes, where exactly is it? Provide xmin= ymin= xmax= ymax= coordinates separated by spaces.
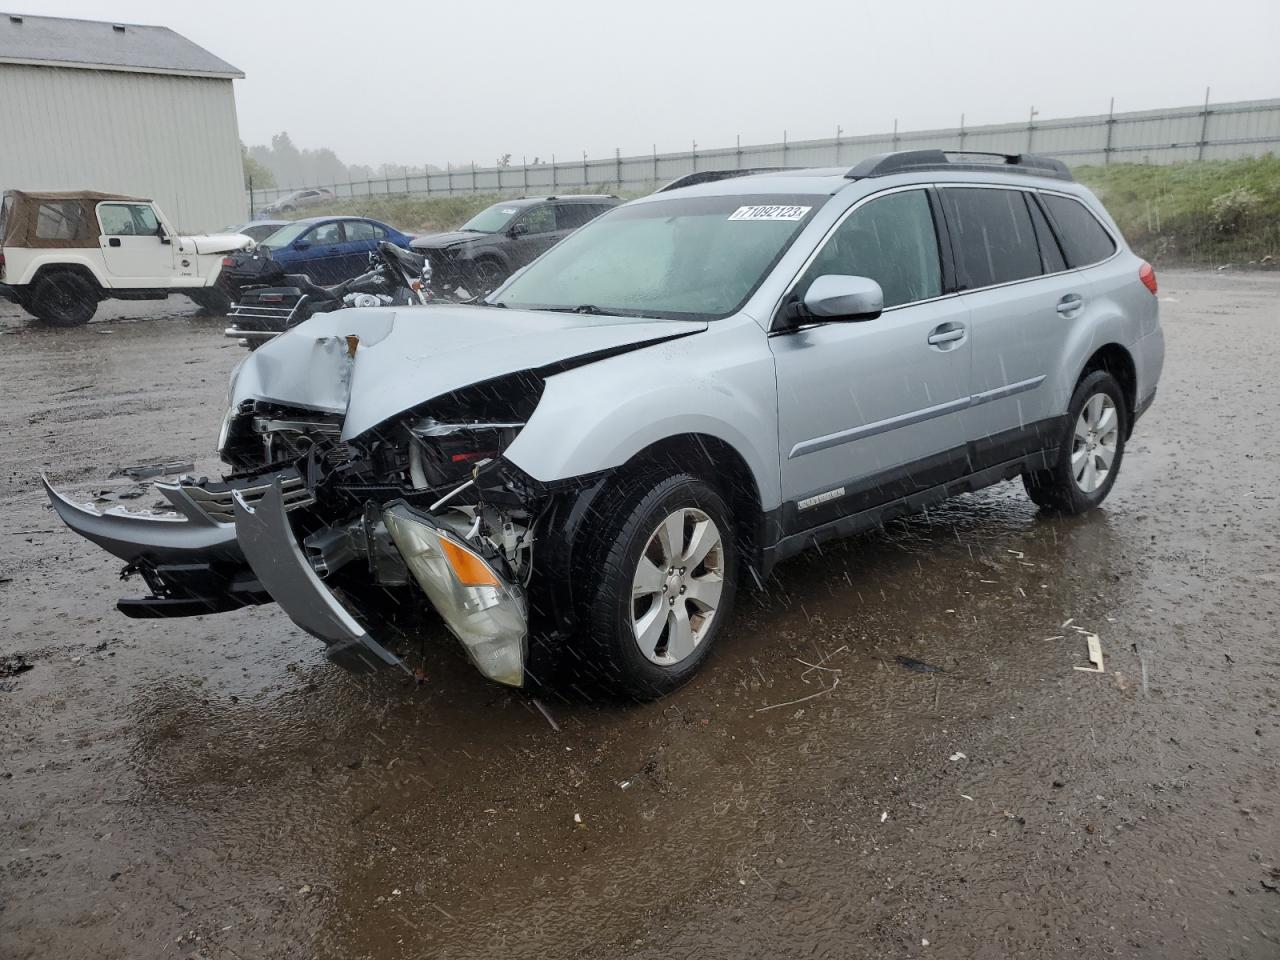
xmin=656 ymin=168 xmax=796 ymax=193
xmin=845 ymin=150 xmax=1073 ymax=182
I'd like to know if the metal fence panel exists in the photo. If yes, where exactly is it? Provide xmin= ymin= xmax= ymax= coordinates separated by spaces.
xmin=248 ymin=96 xmax=1280 ymax=209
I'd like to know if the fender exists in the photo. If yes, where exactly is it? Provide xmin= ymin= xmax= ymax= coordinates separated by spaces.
xmin=503 ymin=314 xmax=782 ymax=511
xmin=1052 ymin=255 xmax=1155 ymax=412
xmin=17 ymin=253 xmax=109 ymax=288
xmin=452 ymin=244 xmax=510 ymax=272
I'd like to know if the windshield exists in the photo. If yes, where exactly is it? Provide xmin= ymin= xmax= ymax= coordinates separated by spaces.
xmin=493 ymin=194 xmax=820 ymax=319
xmin=258 ymin=221 xmax=312 ymax=249
xmin=460 ymin=203 xmax=523 ymax=233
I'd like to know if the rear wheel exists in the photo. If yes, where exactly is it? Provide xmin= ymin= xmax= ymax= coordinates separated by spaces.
xmin=27 ymin=271 xmax=98 ymax=327
xmin=572 ymin=472 xmax=738 ymax=700
xmin=1023 ymin=369 xmax=1128 ymax=514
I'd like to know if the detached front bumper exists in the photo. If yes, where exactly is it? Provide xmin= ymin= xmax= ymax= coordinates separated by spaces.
xmin=232 ymin=478 xmax=408 ymax=675
xmin=44 ymin=472 xmax=529 ymax=686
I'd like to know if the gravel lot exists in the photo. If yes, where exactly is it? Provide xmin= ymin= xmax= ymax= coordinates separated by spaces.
xmin=1 ymin=272 xmax=1278 ymax=959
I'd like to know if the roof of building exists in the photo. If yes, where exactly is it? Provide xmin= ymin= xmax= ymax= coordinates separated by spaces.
xmin=0 ymin=12 xmax=243 ymax=79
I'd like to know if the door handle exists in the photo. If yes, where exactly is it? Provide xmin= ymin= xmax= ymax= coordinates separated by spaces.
xmin=927 ymin=324 xmax=966 ymax=346
xmin=1056 ymin=294 xmax=1084 ymax=315
xmin=108 ymin=237 xmax=121 ymax=247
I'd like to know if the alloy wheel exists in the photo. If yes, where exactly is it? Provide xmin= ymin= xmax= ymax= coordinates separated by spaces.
xmin=1072 ymin=392 xmax=1119 ymax=493
xmin=630 ymin=507 xmax=725 ymax=665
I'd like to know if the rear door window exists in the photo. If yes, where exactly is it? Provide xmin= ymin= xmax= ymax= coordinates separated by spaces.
xmin=1041 ymin=194 xmax=1117 ymax=268
xmin=554 ymin=204 xmax=595 ymax=230
xmin=941 ymin=188 xmax=1042 ymax=289
xmin=796 ymin=188 xmax=942 ymax=309
xmin=345 ymin=220 xmax=377 ymax=242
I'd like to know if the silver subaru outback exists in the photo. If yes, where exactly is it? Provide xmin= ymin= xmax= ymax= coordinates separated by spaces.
xmin=46 ymin=150 xmax=1164 ymax=700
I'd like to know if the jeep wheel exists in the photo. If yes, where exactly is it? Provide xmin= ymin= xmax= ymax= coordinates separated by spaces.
xmin=28 ymin=272 xmax=98 ymax=327
xmin=577 ymin=472 xmax=738 ymax=699
xmin=1023 ymin=369 xmax=1128 ymax=514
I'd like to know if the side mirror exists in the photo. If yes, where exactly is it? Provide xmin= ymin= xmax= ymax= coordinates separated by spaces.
xmin=156 ymin=223 xmax=171 ymax=245
xmin=509 ymin=222 xmax=528 ymax=237
xmin=293 ymin=240 xmax=311 ymax=251
xmin=801 ymin=275 xmax=884 ymax=322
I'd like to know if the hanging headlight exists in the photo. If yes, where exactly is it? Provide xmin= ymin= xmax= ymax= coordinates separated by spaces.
xmin=382 ymin=502 xmax=526 ymax=686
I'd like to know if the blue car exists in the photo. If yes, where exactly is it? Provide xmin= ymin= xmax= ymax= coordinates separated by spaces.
xmin=224 ymin=216 xmax=415 ymax=290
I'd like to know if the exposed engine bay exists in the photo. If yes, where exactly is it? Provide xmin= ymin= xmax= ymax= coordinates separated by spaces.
xmin=43 ymin=305 xmax=709 ymax=689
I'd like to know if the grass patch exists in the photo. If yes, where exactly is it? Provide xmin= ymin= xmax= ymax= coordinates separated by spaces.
xmin=1075 ymin=155 xmax=1280 ymax=265
xmin=267 ymin=157 xmax=1280 ymax=266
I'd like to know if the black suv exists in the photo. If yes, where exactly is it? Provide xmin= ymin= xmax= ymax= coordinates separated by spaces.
xmin=411 ymin=195 xmax=620 ymax=296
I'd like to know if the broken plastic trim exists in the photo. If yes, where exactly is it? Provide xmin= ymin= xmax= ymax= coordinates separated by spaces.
xmin=232 ymin=476 xmax=407 ymax=675
xmin=42 ymin=475 xmax=242 ymax=565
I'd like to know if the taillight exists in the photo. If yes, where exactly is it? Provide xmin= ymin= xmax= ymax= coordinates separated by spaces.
xmin=1139 ymin=262 xmax=1157 ymax=295
xmin=0 ymin=252 xmax=5 ymax=277
xmin=222 ymin=256 xmax=236 ymax=267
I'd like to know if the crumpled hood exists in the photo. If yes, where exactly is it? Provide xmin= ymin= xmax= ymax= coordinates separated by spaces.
xmin=188 ymin=233 xmax=254 ymax=255
xmin=228 ymin=306 xmax=707 ymax=440
xmin=410 ymin=230 xmax=485 ymax=251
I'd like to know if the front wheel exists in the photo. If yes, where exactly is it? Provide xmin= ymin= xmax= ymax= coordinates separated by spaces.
xmin=574 ymin=472 xmax=738 ymax=700
xmin=1023 ymin=369 xmax=1129 ymax=514
xmin=468 ymin=258 xmax=507 ymax=298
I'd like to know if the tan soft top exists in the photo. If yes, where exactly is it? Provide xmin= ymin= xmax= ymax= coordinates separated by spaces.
xmin=2 ymin=189 xmax=147 ymax=248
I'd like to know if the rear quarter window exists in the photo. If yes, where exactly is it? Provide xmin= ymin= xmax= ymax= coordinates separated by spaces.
xmin=1041 ymin=194 xmax=1117 ymax=268
xmin=35 ymin=202 xmax=83 ymax=241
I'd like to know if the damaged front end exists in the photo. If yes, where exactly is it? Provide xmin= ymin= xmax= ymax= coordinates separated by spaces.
xmin=45 ymin=366 xmax=546 ymax=686
xmin=46 ymin=306 xmax=703 ymax=687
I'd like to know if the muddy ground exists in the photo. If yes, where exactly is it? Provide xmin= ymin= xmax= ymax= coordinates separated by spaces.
xmin=1 ymin=273 xmax=1278 ymax=959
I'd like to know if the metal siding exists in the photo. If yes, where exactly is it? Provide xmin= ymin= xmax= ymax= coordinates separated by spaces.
xmin=0 ymin=63 xmax=245 ymax=232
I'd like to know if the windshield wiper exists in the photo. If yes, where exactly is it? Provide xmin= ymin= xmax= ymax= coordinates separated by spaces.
xmin=526 ymin=304 xmax=661 ymax=319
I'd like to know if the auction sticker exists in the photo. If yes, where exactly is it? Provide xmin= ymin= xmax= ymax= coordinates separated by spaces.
xmin=728 ymin=205 xmax=811 ymax=222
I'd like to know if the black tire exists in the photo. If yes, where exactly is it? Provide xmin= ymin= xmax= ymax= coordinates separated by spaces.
xmin=187 ymin=288 xmax=233 ymax=314
xmin=469 ymin=257 xmax=507 ymax=297
xmin=27 ymin=271 xmax=98 ymax=327
xmin=570 ymin=471 xmax=739 ymax=700
xmin=1023 ymin=369 xmax=1129 ymax=514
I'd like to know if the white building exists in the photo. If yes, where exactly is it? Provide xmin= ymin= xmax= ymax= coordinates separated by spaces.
xmin=0 ymin=12 xmax=245 ymax=232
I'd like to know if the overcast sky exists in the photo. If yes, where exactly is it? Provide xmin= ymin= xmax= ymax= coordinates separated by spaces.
xmin=24 ymin=0 xmax=1280 ymax=168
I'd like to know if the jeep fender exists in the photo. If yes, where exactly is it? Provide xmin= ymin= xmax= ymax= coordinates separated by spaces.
xmin=503 ymin=317 xmax=782 ymax=511
xmin=18 ymin=254 xmax=109 ymax=289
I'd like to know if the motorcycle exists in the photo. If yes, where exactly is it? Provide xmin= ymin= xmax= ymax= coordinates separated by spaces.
xmin=225 ymin=241 xmax=432 ymax=350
